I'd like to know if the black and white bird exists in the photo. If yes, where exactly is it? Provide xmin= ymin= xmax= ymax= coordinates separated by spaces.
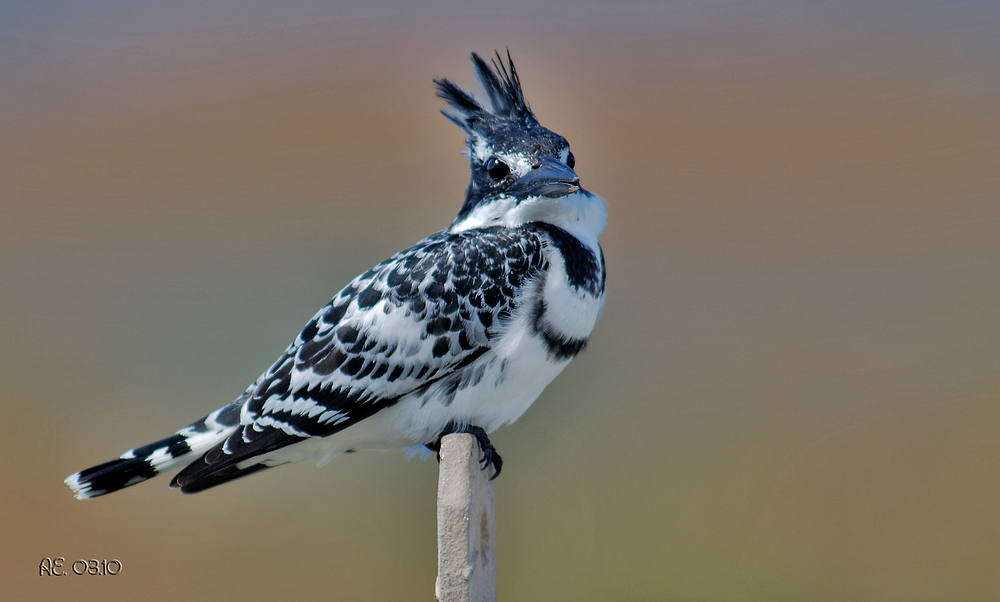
xmin=66 ymin=52 xmax=607 ymax=499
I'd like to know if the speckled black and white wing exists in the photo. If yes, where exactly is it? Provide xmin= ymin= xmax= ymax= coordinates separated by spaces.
xmin=168 ymin=227 xmax=548 ymax=492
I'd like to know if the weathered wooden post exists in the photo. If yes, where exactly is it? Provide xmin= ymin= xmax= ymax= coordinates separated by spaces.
xmin=435 ymin=433 xmax=497 ymax=602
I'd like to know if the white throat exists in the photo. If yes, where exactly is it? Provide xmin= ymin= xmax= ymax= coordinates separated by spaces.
xmin=451 ymin=190 xmax=608 ymax=250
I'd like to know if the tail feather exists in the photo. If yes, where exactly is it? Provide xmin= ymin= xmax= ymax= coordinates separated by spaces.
xmin=65 ymin=402 xmax=242 ymax=499
xmin=169 ymin=420 xmax=306 ymax=493
xmin=65 ymin=433 xmax=194 ymax=499
xmin=170 ymin=458 xmax=277 ymax=494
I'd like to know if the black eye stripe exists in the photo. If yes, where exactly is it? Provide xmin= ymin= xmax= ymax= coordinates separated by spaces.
xmin=485 ymin=156 xmax=511 ymax=181
xmin=566 ymin=152 xmax=575 ymax=169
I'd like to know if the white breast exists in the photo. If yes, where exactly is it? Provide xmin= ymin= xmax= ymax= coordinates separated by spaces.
xmin=539 ymin=247 xmax=605 ymax=340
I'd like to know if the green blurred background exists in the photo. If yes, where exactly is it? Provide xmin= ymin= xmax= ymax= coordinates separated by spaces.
xmin=2 ymin=1 xmax=998 ymax=600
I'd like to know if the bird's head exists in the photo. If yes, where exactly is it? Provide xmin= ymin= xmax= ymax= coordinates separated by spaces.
xmin=437 ymin=52 xmax=595 ymax=233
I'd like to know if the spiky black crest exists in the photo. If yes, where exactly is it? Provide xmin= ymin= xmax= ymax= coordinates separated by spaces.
xmin=435 ymin=50 xmax=537 ymax=136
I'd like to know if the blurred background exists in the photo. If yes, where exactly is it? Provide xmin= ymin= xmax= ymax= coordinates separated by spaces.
xmin=2 ymin=1 xmax=998 ymax=600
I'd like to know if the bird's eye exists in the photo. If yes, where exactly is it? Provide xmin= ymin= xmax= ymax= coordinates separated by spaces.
xmin=566 ymin=152 xmax=576 ymax=169
xmin=485 ymin=156 xmax=510 ymax=181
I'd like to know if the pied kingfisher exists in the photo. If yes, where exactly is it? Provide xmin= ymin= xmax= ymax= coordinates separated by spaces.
xmin=66 ymin=51 xmax=607 ymax=499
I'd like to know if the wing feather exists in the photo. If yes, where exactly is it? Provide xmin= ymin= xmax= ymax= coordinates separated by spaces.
xmin=172 ymin=227 xmax=546 ymax=492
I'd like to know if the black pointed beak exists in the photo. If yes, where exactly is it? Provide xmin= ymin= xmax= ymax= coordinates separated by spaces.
xmin=505 ymin=153 xmax=580 ymax=199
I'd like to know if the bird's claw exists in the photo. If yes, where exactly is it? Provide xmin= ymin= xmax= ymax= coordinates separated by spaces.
xmin=428 ymin=423 xmax=503 ymax=480
xmin=467 ymin=425 xmax=502 ymax=480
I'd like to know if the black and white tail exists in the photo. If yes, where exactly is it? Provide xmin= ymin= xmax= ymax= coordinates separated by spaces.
xmin=65 ymin=401 xmax=242 ymax=499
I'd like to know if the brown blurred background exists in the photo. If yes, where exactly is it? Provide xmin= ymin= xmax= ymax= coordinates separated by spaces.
xmin=2 ymin=1 xmax=998 ymax=600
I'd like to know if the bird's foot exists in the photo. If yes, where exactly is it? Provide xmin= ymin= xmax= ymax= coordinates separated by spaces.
xmin=427 ymin=423 xmax=503 ymax=480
